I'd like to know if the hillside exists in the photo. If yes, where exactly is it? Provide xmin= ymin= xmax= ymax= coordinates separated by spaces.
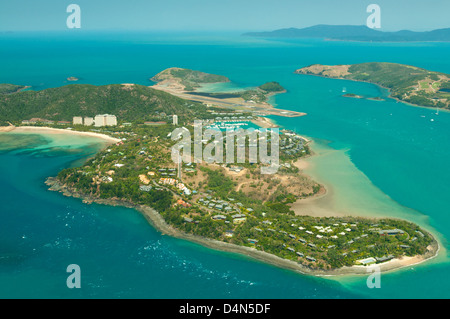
xmin=151 ymin=67 xmax=230 ymax=91
xmin=0 ymin=83 xmax=208 ymax=123
xmin=295 ymin=62 xmax=450 ymax=109
xmin=0 ymin=84 xmax=27 ymax=95
xmin=244 ymin=25 xmax=450 ymax=42
xmin=258 ymin=81 xmax=285 ymax=92
xmin=239 ymin=82 xmax=286 ymax=103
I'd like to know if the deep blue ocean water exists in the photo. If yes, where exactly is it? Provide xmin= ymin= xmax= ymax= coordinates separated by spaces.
xmin=0 ymin=31 xmax=449 ymax=298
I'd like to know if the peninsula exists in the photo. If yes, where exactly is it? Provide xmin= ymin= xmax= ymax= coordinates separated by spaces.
xmin=0 ymin=68 xmax=438 ymax=276
xmin=151 ymin=68 xmax=304 ymax=118
xmin=295 ymin=62 xmax=450 ymax=109
xmin=0 ymin=83 xmax=29 ymax=95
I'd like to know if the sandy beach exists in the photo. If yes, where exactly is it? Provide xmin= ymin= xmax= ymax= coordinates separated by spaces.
xmin=6 ymin=126 xmax=121 ymax=144
xmin=0 ymin=124 xmax=15 ymax=132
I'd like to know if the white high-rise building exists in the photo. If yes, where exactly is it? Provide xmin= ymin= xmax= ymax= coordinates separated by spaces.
xmin=105 ymin=114 xmax=117 ymax=126
xmin=94 ymin=115 xmax=105 ymax=127
xmin=173 ymin=115 xmax=178 ymax=125
xmin=94 ymin=114 xmax=117 ymax=127
xmin=73 ymin=116 xmax=83 ymax=125
xmin=84 ymin=117 xmax=94 ymax=126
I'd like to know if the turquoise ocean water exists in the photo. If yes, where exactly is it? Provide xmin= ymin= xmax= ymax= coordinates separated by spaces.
xmin=0 ymin=31 xmax=449 ymax=298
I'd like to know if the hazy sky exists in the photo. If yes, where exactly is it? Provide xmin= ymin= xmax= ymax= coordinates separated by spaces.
xmin=1 ymin=0 xmax=449 ymax=32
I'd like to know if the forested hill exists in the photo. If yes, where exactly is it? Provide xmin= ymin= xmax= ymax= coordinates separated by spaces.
xmin=0 ymin=84 xmax=26 ymax=94
xmin=295 ymin=62 xmax=450 ymax=109
xmin=151 ymin=67 xmax=230 ymax=91
xmin=0 ymin=84 xmax=207 ymax=123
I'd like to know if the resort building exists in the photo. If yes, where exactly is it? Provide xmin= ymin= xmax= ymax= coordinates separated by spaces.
xmin=225 ymin=230 xmax=234 ymax=237
xmin=73 ymin=116 xmax=83 ymax=125
xmin=84 ymin=117 xmax=94 ymax=126
xmin=233 ymin=217 xmax=247 ymax=224
xmin=139 ymin=185 xmax=152 ymax=192
xmin=173 ymin=115 xmax=178 ymax=125
xmin=356 ymin=257 xmax=377 ymax=266
xmin=378 ymin=229 xmax=405 ymax=236
xmin=73 ymin=115 xmax=115 ymax=126
xmin=376 ymin=255 xmax=395 ymax=263
xmin=94 ymin=114 xmax=117 ymax=127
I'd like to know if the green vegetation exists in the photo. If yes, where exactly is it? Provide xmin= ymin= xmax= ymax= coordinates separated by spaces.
xmin=200 ymin=167 xmax=236 ymax=197
xmin=239 ymin=82 xmax=286 ymax=103
xmin=151 ymin=67 xmax=230 ymax=91
xmin=54 ymin=118 xmax=434 ymax=271
xmin=227 ymin=215 xmax=432 ymax=270
xmin=7 ymin=66 xmax=432 ymax=272
xmin=258 ymin=82 xmax=285 ymax=92
xmin=0 ymin=84 xmax=26 ymax=95
xmin=258 ymin=81 xmax=285 ymax=92
xmin=346 ymin=63 xmax=443 ymax=91
xmin=170 ymin=68 xmax=229 ymax=85
xmin=296 ymin=62 xmax=450 ymax=109
xmin=0 ymin=84 xmax=211 ymax=123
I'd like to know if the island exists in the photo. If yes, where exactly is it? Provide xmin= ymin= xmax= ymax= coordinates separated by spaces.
xmin=343 ymin=93 xmax=385 ymax=102
xmin=244 ymin=24 xmax=450 ymax=42
xmin=295 ymin=62 xmax=450 ymax=109
xmin=0 ymin=68 xmax=439 ymax=276
xmin=67 ymin=76 xmax=80 ymax=82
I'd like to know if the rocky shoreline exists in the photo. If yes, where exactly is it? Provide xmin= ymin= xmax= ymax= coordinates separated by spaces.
xmin=45 ymin=177 xmax=440 ymax=277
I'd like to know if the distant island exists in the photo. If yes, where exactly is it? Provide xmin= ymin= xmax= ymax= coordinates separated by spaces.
xmin=67 ymin=76 xmax=79 ymax=82
xmin=244 ymin=25 xmax=450 ymax=42
xmin=295 ymin=62 xmax=450 ymax=109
